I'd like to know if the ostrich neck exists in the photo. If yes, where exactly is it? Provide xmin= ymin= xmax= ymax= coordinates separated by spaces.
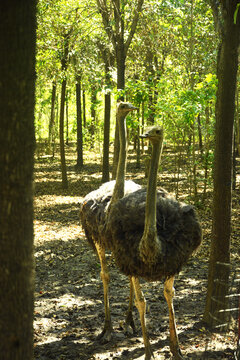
xmin=143 ymin=139 xmax=163 ymax=238
xmin=109 ymin=113 xmax=127 ymax=206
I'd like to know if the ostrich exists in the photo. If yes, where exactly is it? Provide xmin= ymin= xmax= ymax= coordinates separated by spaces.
xmin=80 ymin=102 xmax=140 ymax=342
xmin=107 ymin=126 xmax=202 ymax=359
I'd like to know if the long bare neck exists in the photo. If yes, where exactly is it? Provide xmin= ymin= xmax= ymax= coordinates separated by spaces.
xmin=144 ymin=139 xmax=163 ymax=232
xmin=145 ymin=140 xmax=162 ymax=230
xmin=140 ymin=137 xmax=163 ymax=263
xmin=109 ymin=113 xmax=127 ymax=207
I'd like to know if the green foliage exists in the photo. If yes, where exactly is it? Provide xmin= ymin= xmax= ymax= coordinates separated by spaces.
xmin=35 ymin=0 xmax=219 ymax=199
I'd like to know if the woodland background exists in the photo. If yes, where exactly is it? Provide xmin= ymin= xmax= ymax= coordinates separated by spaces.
xmin=0 ymin=1 xmax=239 ymax=359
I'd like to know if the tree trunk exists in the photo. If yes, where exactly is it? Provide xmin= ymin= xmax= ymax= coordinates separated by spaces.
xmin=236 ymin=85 xmax=240 ymax=156
xmin=203 ymin=2 xmax=240 ymax=329
xmin=136 ymin=123 xmax=141 ymax=168
xmin=48 ymin=81 xmax=56 ymax=153
xmin=116 ymin=45 xmax=126 ymax=95
xmin=82 ymin=88 xmax=86 ymax=128
xmin=197 ymin=113 xmax=203 ymax=157
xmin=203 ymin=106 xmax=211 ymax=201
xmin=76 ymin=76 xmax=83 ymax=168
xmin=233 ymin=133 xmax=237 ymax=191
xmin=59 ymin=79 xmax=68 ymax=189
xmin=65 ymin=93 xmax=69 ymax=145
xmin=0 ymin=1 xmax=36 ymax=358
xmin=97 ymin=41 xmax=113 ymax=183
xmin=112 ymin=50 xmax=126 ymax=179
xmin=102 ymin=91 xmax=111 ymax=183
xmin=90 ymin=86 xmax=97 ymax=149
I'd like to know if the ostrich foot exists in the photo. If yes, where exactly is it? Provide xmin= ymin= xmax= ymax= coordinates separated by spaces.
xmin=96 ymin=327 xmax=113 ymax=343
xmin=124 ymin=311 xmax=136 ymax=335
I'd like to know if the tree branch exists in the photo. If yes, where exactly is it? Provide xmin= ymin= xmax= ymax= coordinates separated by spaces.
xmin=96 ymin=0 xmax=117 ymax=48
xmin=209 ymin=0 xmax=223 ymax=36
xmin=125 ymin=0 xmax=144 ymax=54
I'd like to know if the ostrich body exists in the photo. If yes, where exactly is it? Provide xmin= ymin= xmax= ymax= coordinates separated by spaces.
xmin=80 ymin=102 xmax=140 ymax=341
xmin=107 ymin=127 xmax=202 ymax=359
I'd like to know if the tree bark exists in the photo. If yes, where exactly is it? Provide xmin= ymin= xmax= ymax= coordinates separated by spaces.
xmin=97 ymin=41 xmax=113 ymax=182
xmin=65 ymin=92 xmax=69 ymax=145
xmin=76 ymin=75 xmax=83 ymax=168
xmin=48 ymin=81 xmax=56 ymax=152
xmin=59 ymin=78 xmax=68 ymax=189
xmin=82 ymin=89 xmax=86 ymax=128
xmin=90 ymin=86 xmax=98 ymax=149
xmin=236 ymin=85 xmax=240 ymax=156
xmin=197 ymin=114 xmax=203 ymax=157
xmin=203 ymin=1 xmax=240 ymax=329
xmin=59 ymin=32 xmax=70 ymax=189
xmin=0 ymin=1 xmax=36 ymax=358
xmin=102 ymin=90 xmax=111 ymax=182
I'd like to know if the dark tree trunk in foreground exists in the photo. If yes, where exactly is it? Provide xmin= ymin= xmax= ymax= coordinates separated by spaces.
xmin=0 ymin=2 xmax=36 ymax=359
xmin=76 ymin=75 xmax=83 ymax=168
xmin=203 ymin=1 xmax=240 ymax=329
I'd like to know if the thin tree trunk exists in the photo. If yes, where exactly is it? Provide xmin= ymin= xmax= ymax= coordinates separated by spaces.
xmin=76 ymin=76 xmax=83 ymax=168
xmin=102 ymin=90 xmax=111 ymax=182
xmin=141 ymin=100 xmax=145 ymax=153
xmin=203 ymin=2 xmax=240 ymax=329
xmin=90 ymin=86 xmax=97 ymax=149
xmin=197 ymin=113 xmax=203 ymax=157
xmin=53 ymin=94 xmax=59 ymax=157
xmin=59 ymin=79 xmax=68 ymax=189
xmin=192 ymin=120 xmax=197 ymax=199
xmin=48 ymin=81 xmax=56 ymax=152
xmin=97 ymin=41 xmax=113 ymax=183
xmin=65 ymin=93 xmax=69 ymax=145
xmin=136 ymin=124 xmax=141 ymax=168
xmin=0 ymin=1 xmax=36 ymax=358
xmin=82 ymin=89 xmax=86 ymax=128
xmin=203 ymin=106 xmax=211 ymax=200
xmin=112 ymin=51 xmax=126 ymax=179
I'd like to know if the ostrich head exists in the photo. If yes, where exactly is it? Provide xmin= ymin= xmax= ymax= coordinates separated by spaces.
xmin=140 ymin=126 xmax=164 ymax=144
xmin=117 ymin=101 xmax=138 ymax=116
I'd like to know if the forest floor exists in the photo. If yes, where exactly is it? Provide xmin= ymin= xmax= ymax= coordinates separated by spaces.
xmin=34 ymin=143 xmax=239 ymax=360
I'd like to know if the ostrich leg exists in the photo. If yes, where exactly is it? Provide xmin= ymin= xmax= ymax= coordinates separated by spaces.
xmin=95 ymin=243 xmax=113 ymax=342
xmin=124 ymin=276 xmax=136 ymax=334
xmin=164 ymin=277 xmax=184 ymax=360
xmin=132 ymin=276 xmax=153 ymax=360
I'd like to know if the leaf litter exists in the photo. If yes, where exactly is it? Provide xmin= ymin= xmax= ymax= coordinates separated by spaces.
xmin=34 ymin=145 xmax=240 ymax=360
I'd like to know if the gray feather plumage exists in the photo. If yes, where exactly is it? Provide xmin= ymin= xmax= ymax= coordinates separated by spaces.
xmin=80 ymin=180 xmax=141 ymax=251
xmin=107 ymin=188 xmax=202 ymax=281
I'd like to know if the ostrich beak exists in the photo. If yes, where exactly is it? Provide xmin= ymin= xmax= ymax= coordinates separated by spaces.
xmin=139 ymin=132 xmax=148 ymax=139
xmin=128 ymin=104 xmax=138 ymax=111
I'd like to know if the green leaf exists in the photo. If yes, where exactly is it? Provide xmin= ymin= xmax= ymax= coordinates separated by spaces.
xmin=234 ymin=4 xmax=240 ymax=24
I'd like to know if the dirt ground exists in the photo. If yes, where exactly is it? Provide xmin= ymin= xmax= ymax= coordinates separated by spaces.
xmin=34 ymin=145 xmax=239 ymax=360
